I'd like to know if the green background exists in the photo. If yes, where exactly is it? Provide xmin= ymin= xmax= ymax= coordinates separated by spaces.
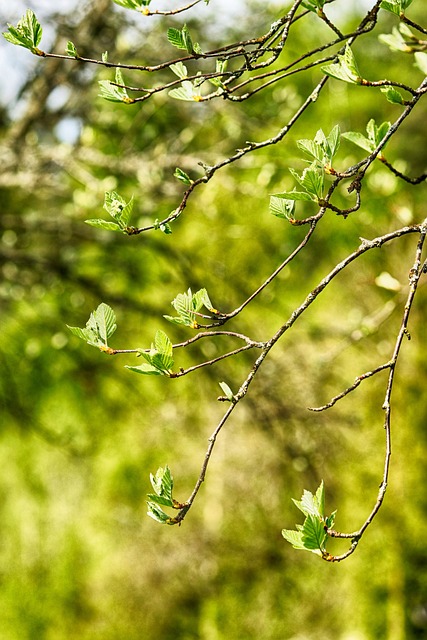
xmin=0 ymin=1 xmax=426 ymax=638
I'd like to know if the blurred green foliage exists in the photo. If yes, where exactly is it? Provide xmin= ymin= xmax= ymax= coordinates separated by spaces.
xmin=1 ymin=1 xmax=427 ymax=638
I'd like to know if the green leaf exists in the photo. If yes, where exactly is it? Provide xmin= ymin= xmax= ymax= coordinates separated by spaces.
xmin=67 ymin=326 xmax=91 ymax=343
xmin=149 ymin=465 xmax=174 ymax=506
xmin=272 ymin=190 xmax=314 ymax=202
xmin=315 ymin=480 xmax=325 ymax=518
xmin=283 ymin=482 xmax=333 ymax=556
xmin=341 ymin=131 xmax=374 ymax=153
xmin=380 ymin=86 xmax=405 ymax=105
xmin=130 ymin=330 xmax=174 ymax=375
xmin=174 ymin=167 xmax=192 ymax=185
xmin=169 ymin=81 xmax=200 ymax=102
xmin=65 ymin=41 xmax=77 ymax=57
xmin=219 ymin=381 xmax=234 ymax=401
xmin=380 ymin=0 xmax=414 ymax=15
xmin=165 ymin=289 xmax=197 ymax=327
xmin=269 ymin=195 xmax=296 ymax=219
xmin=289 ymin=164 xmax=324 ymax=200
xmin=113 ymin=0 xmax=152 ymax=10
xmin=94 ymin=302 xmax=117 ymax=343
xmin=379 ymin=24 xmax=421 ymax=53
xmin=102 ymin=51 xmax=108 ymax=63
xmin=125 ymin=363 xmax=164 ymax=376
xmin=164 ymin=287 xmax=217 ymax=327
xmin=342 ymin=120 xmax=391 ymax=154
xmin=3 ymin=9 xmax=43 ymax=54
xmin=103 ymin=191 xmax=134 ymax=227
xmin=84 ymin=219 xmax=122 ymax=231
xmin=301 ymin=0 xmax=326 ymax=10
xmin=297 ymin=126 xmax=340 ymax=171
xmin=182 ymin=24 xmax=194 ymax=54
xmin=301 ymin=514 xmax=327 ymax=552
xmin=326 ymin=124 xmax=341 ymax=160
xmin=167 ymin=27 xmax=186 ymax=50
xmin=415 ymin=52 xmax=427 ymax=76
xmin=147 ymin=502 xmax=173 ymax=524
xmin=98 ymin=68 xmax=135 ymax=104
xmin=170 ymin=62 xmax=188 ymax=79
xmin=321 ymin=44 xmax=362 ymax=84
xmin=281 ymin=528 xmax=307 ymax=550
xmin=67 ymin=303 xmax=117 ymax=348
xmin=154 ymin=330 xmax=173 ymax=360
xmin=167 ymin=25 xmax=201 ymax=55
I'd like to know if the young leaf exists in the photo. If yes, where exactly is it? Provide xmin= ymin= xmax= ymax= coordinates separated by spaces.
xmin=65 ymin=41 xmax=77 ymax=57
xmin=147 ymin=502 xmax=173 ymax=524
xmin=219 ymin=381 xmax=234 ymax=401
xmin=282 ymin=482 xmax=335 ymax=557
xmin=182 ymin=24 xmax=194 ymax=54
xmin=326 ymin=125 xmax=341 ymax=161
xmin=174 ymin=167 xmax=192 ymax=185
xmin=167 ymin=27 xmax=186 ymax=50
xmin=281 ymin=528 xmax=307 ymax=550
xmin=128 ymin=330 xmax=174 ymax=376
xmin=209 ymin=59 xmax=228 ymax=89
xmin=170 ymin=62 xmax=188 ymax=80
xmin=301 ymin=0 xmax=326 ymax=10
xmin=321 ymin=44 xmax=362 ymax=84
xmin=125 ymin=363 xmax=164 ymax=376
xmin=154 ymin=330 xmax=173 ymax=360
xmin=98 ymin=68 xmax=135 ymax=103
xmin=342 ymin=119 xmax=391 ymax=154
xmin=380 ymin=0 xmax=414 ymax=15
xmin=104 ymin=191 xmax=134 ymax=226
xmin=167 ymin=25 xmax=201 ymax=55
xmin=301 ymin=514 xmax=327 ymax=553
xmin=94 ymin=302 xmax=117 ymax=344
xmin=379 ymin=24 xmax=421 ymax=53
xmin=113 ymin=0 xmax=152 ymax=10
xmin=341 ymin=131 xmax=374 ymax=153
xmin=289 ymin=164 xmax=324 ymax=200
xmin=164 ymin=288 xmax=217 ymax=327
xmin=271 ymin=190 xmax=314 ymax=202
xmin=269 ymin=196 xmax=296 ymax=219
xmin=84 ymin=219 xmax=122 ymax=232
xmin=148 ymin=465 xmax=174 ymax=507
xmin=199 ymin=289 xmax=219 ymax=315
xmin=380 ymin=86 xmax=405 ymax=105
xmin=67 ymin=303 xmax=117 ymax=348
xmin=3 ymin=9 xmax=43 ymax=54
xmin=169 ymin=81 xmax=200 ymax=102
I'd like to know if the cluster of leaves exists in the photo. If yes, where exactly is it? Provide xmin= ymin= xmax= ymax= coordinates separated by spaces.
xmin=342 ymin=119 xmax=391 ymax=155
xmin=86 ymin=191 xmax=136 ymax=232
xmin=98 ymin=68 xmax=135 ymax=104
xmin=147 ymin=466 xmax=187 ymax=524
xmin=380 ymin=0 xmax=415 ymax=16
xmin=379 ymin=21 xmax=427 ymax=53
xmin=269 ymin=126 xmax=340 ymax=219
xmin=164 ymin=288 xmax=218 ymax=328
xmin=282 ymin=482 xmax=336 ymax=558
xmin=169 ymin=61 xmax=203 ymax=102
xmin=3 ymin=9 xmax=43 ymax=55
xmin=167 ymin=24 xmax=202 ymax=55
xmin=127 ymin=331 xmax=175 ymax=377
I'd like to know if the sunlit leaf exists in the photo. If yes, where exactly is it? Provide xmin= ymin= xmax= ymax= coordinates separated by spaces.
xmin=3 ymin=9 xmax=43 ymax=54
